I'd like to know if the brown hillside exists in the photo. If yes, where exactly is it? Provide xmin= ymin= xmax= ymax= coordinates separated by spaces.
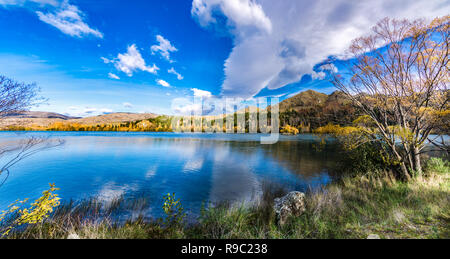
xmin=4 ymin=111 xmax=80 ymax=120
xmin=0 ymin=112 xmax=158 ymax=129
xmin=71 ymin=113 xmax=157 ymax=125
xmin=279 ymin=90 xmax=328 ymax=113
xmin=277 ymin=90 xmax=359 ymax=129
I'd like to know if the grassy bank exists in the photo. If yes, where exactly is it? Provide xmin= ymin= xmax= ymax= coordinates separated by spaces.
xmin=3 ymin=158 xmax=449 ymax=239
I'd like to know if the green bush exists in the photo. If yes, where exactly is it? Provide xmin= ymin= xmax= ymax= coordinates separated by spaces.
xmin=337 ymin=142 xmax=391 ymax=177
xmin=162 ymin=193 xmax=185 ymax=227
xmin=424 ymin=157 xmax=449 ymax=175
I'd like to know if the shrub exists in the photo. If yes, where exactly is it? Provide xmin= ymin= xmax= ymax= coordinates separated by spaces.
xmin=162 ymin=193 xmax=185 ymax=227
xmin=424 ymin=157 xmax=449 ymax=175
xmin=337 ymin=142 xmax=392 ymax=177
xmin=0 ymin=183 xmax=60 ymax=236
xmin=281 ymin=125 xmax=299 ymax=135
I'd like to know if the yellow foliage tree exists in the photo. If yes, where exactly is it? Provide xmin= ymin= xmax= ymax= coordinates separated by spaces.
xmin=331 ymin=17 xmax=449 ymax=180
xmin=0 ymin=183 xmax=60 ymax=237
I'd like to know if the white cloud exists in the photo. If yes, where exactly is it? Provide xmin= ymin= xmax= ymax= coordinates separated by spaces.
xmin=123 ymin=102 xmax=133 ymax=109
xmin=319 ymin=63 xmax=338 ymax=73
xmin=170 ymin=95 xmax=250 ymax=116
xmin=83 ymin=107 xmax=97 ymax=114
xmin=168 ymin=67 xmax=184 ymax=80
xmin=36 ymin=0 xmax=103 ymax=38
xmin=192 ymin=0 xmax=272 ymax=38
xmin=156 ymin=79 xmax=170 ymax=88
xmin=101 ymin=57 xmax=110 ymax=63
xmin=100 ymin=108 xmax=113 ymax=114
xmin=171 ymin=98 xmax=203 ymax=115
xmin=192 ymin=0 xmax=449 ymax=98
xmin=191 ymin=88 xmax=212 ymax=98
xmin=151 ymin=35 xmax=178 ymax=62
xmin=311 ymin=63 xmax=338 ymax=80
xmin=311 ymin=71 xmax=326 ymax=81
xmin=63 ymin=105 xmax=115 ymax=117
xmin=107 ymin=44 xmax=159 ymax=77
xmin=108 ymin=72 xmax=120 ymax=80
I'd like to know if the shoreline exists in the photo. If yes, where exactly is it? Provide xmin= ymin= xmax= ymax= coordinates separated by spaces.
xmin=3 ymin=163 xmax=449 ymax=239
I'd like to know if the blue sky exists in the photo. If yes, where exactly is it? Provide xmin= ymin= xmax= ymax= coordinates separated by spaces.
xmin=0 ymin=0 xmax=447 ymax=116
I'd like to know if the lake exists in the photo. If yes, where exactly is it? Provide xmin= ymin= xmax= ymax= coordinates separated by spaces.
xmin=0 ymin=132 xmax=340 ymax=219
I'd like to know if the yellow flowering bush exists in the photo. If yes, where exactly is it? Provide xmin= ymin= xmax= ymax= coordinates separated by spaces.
xmin=0 ymin=183 xmax=60 ymax=237
xmin=281 ymin=125 xmax=300 ymax=135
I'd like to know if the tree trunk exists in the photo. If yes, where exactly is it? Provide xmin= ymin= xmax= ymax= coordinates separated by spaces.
xmin=399 ymin=161 xmax=412 ymax=181
xmin=413 ymin=147 xmax=422 ymax=175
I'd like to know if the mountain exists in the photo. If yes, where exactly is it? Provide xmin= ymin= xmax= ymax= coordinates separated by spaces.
xmin=279 ymin=90 xmax=329 ymax=113
xmin=277 ymin=90 xmax=359 ymax=130
xmin=0 ymin=112 xmax=158 ymax=129
xmin=4 ymin=111 xmax=80 ymax=120
xmin=71 ymin=112 xmax=157 ymax=125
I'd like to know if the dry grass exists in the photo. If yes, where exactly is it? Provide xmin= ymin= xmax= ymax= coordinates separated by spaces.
xmin=3 ymin=159 xmax=449 ymax=239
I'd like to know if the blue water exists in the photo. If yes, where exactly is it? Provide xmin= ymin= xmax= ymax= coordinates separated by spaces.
xmin=0 ymin=132 xmax=338 ymax=219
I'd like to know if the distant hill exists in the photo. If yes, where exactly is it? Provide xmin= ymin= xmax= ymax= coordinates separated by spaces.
xmin=275 ymin=90 xmax=359 ymax=130
xmin=0 ymin=90 xmax=360 ymax=132
xmin=0 ymin=112 xmax=158 ymax=129
xmin=279 ymin=90 xmax=329 ymax=113
xmin=71 ymin=112 xmax=158 ymax=125
xmin=4 ymin=111 xmax=80 ymax=120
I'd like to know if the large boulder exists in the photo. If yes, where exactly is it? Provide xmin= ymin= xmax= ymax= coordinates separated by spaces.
xmin=273 ymin=191 xmax=306 ymax=225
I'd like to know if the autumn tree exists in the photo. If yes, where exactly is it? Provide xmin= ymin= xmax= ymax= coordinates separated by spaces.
xmin=332 ymin=17 xmax=449 ymax=180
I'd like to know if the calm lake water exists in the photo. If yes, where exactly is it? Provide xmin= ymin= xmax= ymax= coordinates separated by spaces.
xmin=0 ymin=132 xmax=340 ymax=219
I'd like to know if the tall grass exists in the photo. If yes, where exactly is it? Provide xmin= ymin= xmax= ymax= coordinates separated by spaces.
xmin=4 ymin=158 xmax=449 ymax=239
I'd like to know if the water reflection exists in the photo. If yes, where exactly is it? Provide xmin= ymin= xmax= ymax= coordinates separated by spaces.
xmin=0 ymin=132 xmax=336 ymax=218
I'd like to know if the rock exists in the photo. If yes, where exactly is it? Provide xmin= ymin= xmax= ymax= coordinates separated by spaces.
xmin=67 ymin=233 xmax=81 ymax=239
xmin=273 ymin=191 xmax=306 ymax=226
xmin=367 ymin=234 xmax=381 ymax=239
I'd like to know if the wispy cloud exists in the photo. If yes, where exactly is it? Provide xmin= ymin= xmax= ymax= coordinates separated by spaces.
xmin=123 ymin=102 xmax=133 ymax=109
xmin=108 ymin=72 xmax=120 ymax=80
xmin=312 ymin=63 xmax=338 ymax=80
xmin=64 ymin=106 xmax=114 ymax=117
xmin=36 ymin=0 xmax=103 ymax=38
xmin=168 ymin=67 xmax=183 ymax=80
xmin=103 ymin=44 xmax=159 ymax=77
xmin=100 ymin=108 xmax=113 ymax=114
xmin=171 ymin=99 xmax=202 ymax=115
xmin=156 ymin=79 xmax=170 ymax=88
xmin=151 ymin=35 xmax=178 ymax=63
xmin=83 ymin=107 xmax=97 ymax=114
xmin=191 ymin=88 xmax=212 ymax=98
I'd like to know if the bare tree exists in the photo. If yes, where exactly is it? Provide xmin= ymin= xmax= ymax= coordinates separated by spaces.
xmin=0 ymin=137 xmax=64 ymax=187
xmin=0 ymin=76 xmax=62 ymax=186
xmin=0 ymin=75 xmax=44 ymax=117
xmin=332 ymin=16 xmax=449 ymax=180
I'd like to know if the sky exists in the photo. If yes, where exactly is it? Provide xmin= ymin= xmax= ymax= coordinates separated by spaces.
xmin=0 ymin=0 xmax=448 ymax=117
